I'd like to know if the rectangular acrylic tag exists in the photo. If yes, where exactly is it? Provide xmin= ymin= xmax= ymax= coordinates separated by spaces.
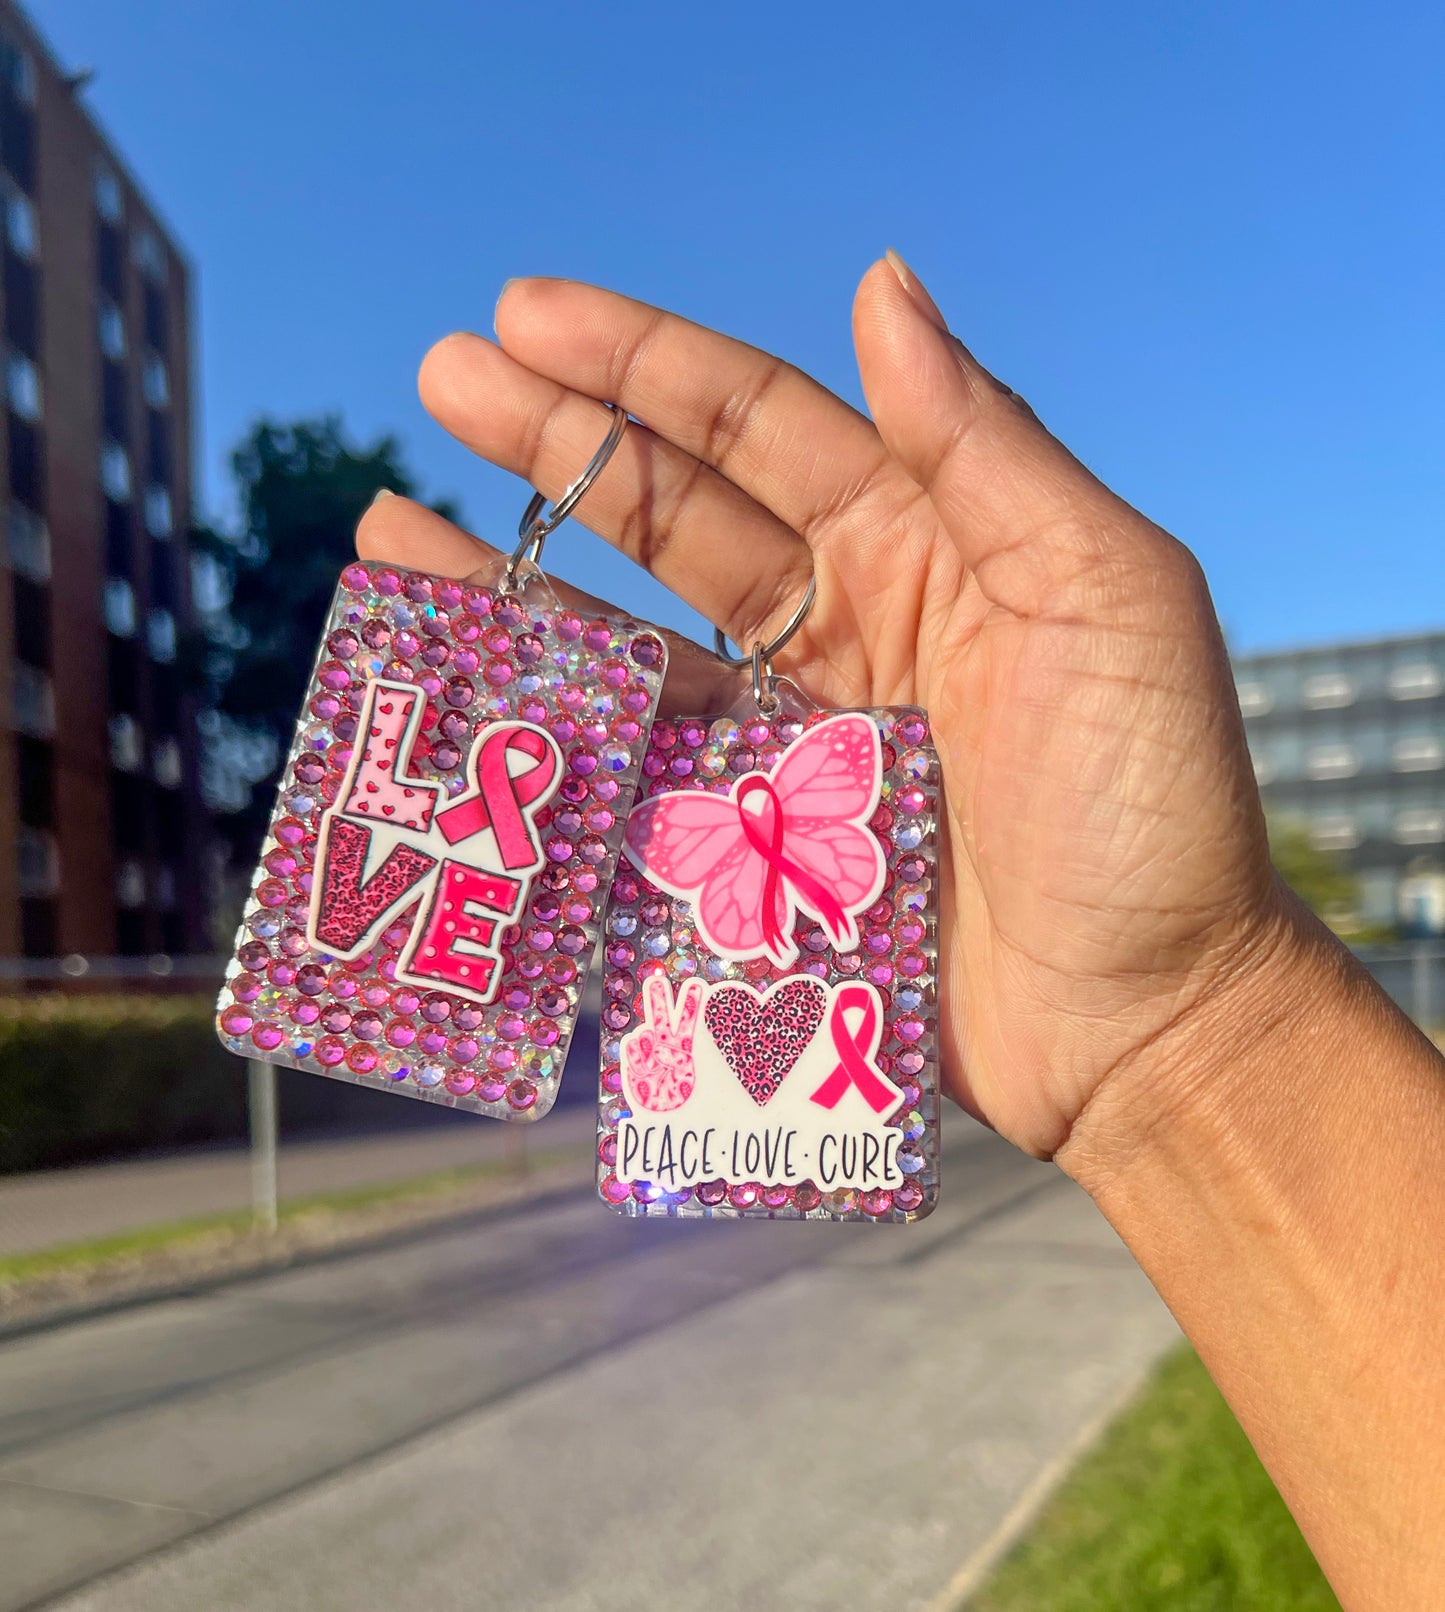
xmin=597 ymin=686 xmax=941 ymax=1217
xmin=217 ymin=559 xmax=668 ymax=1120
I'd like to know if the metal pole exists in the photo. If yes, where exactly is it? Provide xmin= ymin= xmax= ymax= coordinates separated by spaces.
xmin=1411 ymin=941 xmax=1434 ymax=1032
xmin=248 ymin=1060 xmax=278 ymax=1233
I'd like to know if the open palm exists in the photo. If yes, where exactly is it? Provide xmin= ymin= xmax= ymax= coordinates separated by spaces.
xmin=359 ymin=258 xmax=1283 ymax=1158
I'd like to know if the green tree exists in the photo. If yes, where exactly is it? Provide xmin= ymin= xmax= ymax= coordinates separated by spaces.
xmin=1267 ymin=814 xmax=1361 ymax=929
xmin=193 ymin=417 xmax=451 ymax=865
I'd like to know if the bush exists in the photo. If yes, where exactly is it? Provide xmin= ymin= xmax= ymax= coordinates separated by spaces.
xmin=0 ymin=996 xmax=247 ymax=1175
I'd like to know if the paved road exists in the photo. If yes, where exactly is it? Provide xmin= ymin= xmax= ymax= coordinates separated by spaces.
xmin=0 ymin=1115 xmax=1178 ymax=1612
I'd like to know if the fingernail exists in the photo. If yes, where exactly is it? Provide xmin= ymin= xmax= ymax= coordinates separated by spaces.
xmin=885 ymin=248 xmax=948 ymax=332
xmin=369 ymin=487 xmax=394 ymax=508
xmin=494 ymin=277 xmax=520 ymax=335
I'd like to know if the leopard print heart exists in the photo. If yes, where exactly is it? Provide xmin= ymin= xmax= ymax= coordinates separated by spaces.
xmin=703 ymin=978 xmax=828 ymax=1105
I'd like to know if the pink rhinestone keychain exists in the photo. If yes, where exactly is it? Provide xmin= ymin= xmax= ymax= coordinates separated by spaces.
xmin=597 ymin=584 xmax=942 ymax=1220
xmin=218 ymin=406 xmax=669 ymax=1121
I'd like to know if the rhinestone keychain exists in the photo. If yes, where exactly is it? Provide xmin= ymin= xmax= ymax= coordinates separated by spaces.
xmin=217 ymin=406 xmax=670 ymax=1121
xmin=597 ymin=582 xmax=942 ymax=1220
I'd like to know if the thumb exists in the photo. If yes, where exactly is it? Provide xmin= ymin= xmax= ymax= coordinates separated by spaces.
xmin=852 ymin=253 xmax=1177 ymax=620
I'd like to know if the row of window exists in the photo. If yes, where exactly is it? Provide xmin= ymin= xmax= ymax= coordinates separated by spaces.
xmin=1254 ymin=735 xmax=1445 ymax=785
xmin=100 ymin=438 xmax=174 ymax=535
xmin=103 ymin=577 xmax=177 ymax=660
xmin=1237 ymin=661 xmax=1443 ymax=716
xmin=94 ymin=166 xmax=168 ymax=287
xmin=1311 ymin=810 xmax=1445 ymax=852
xmin=17 ymin=826 xmax=181 ymax=910
xmin=99 ymin=297 xmax=171 ymax=400
xmin=108 ymin=716 xmax=183 ymax=786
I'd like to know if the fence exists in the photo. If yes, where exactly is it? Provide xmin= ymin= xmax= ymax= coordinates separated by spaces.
xmin=1350 ymin=940 xmax=1445 ymax=1031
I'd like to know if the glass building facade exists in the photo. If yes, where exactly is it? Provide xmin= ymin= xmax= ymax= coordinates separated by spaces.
xmin=1232 ymin=631 xmax=1445 ymax=935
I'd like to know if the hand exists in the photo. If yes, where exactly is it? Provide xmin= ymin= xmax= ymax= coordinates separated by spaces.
xmin=358 ymin=256 xmax=1288 ymax=1159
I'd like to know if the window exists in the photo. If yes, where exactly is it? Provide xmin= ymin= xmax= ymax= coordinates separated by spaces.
xmin=148 ymin=411 xmax=171 ymax=482
xmin=100 ymin=439 xmax=131 ymax=501
xmin=142 ymin=351 xmax=169 ymax=408
xmin=1395 ymin=809 xmax=1445 ymax=846
xmin=13 ymin=574 xmax=48 ymax=665
xmin=116 ymin=858 xmax=146 ymax=908
xmin=155 ymin=864 xmax=179 ymax=911
xmin=1301 ymin=672 xmax=1356 ymax=710
xmin=12 ymin=662 xmax=52 ymax=734
xmin=1305 ymin=743 xmax=1359 ymax=781
xmin=4 ymin=250 xmax=36 ymax=353
xmin=97 ymin=223 xmax=123 ymax=297
xmin=102 ymin=360 xmax=128 ymax=439
xmin=151 ymin=546 xmax=178 ymax=611
xmin=8 ymin=414 xmax=40 ymax=502
xmin=17 ymin=737 xmax=52 ymax=827
xmin=154 ymin=736 xmax=183 ymax=788
xmin=7 ymin=500 xmax=48 ymax=580
xmin=1392 ymin=736 xmax=1444 ymax=773
xmin=3 ymin=41 xmax=35 ymax=107
xmin=3 ymin=185 xmax=35 ymax=258
xmin=20 ymin=898 xmax=56 ymax=957
xmin=98 ymin=297 xmax=126 ymax=360
xmin=105 ymin=501 xmax=132 ymax=575
xmin=94 ymin=165 xmax=123 ymax=223
xmin=17 ymin=826 xmax=58 ymax=897
xmin=143 ymin=284 xmax=167 ymax=351
xmin=1389 ymin=663 xmax=1442 ymax=701
xmin=134 ymin=227 xmax=166 ymax=283
xmin=103 ymin=576 xmax=137 ymax=637
xmin=1235 ymin=681 xmax=1272 ymax=717
xmin=109 ymin=713 xmax=144 ymax=772
xmin=1251 ymin=752 xmax=1276 ymax=786
xmin=1310 ymin=815 xmax=1360 ymax=852
xmin=143 ymin=484 xmax=172 ymax=538
xmin=147 ymin=607 xmax=177 ymax=662
xmin=5 ymin=349 xmax=40 ymax=420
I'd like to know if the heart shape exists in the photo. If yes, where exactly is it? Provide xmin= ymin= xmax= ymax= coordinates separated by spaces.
xmin=703 ymin=978 xmax=827 ymax=1105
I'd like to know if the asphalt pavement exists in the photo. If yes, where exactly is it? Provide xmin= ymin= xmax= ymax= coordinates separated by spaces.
xmin=0 ymin=1113 xmax=1178 ymax=1612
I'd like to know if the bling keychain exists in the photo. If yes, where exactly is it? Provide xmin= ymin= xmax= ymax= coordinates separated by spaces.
xmin=597 ymin=584 xmax=942 ymax=1220
xmin=218 ymin=407 xmax=669 ymax=1120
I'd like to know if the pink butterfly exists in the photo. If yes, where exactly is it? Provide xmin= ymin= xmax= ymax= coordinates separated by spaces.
xmin=624 ymin=713 xmax=886 ymax=967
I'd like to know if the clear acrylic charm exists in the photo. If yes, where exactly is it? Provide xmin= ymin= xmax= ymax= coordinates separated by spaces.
xmin=218 ymin=557 xmax=668 ymax=1120
xmin=597 ymin=679 xmax=941 ymax=1218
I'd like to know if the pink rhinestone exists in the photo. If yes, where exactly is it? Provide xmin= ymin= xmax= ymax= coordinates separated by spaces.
xmin=506 ymin=1079 xmax=538 ymax=1111
xmin=861 ymin=1189 xmax=895 ymax=1217
xmin=600 ymin=1174 xmax=631 ymax=1204
xmin=385 ymin=1018 xmax=416 ymax=1048
xmin=630 ymin=632 xmax=664 ymax=668
xmin=340 ymin=562 xmax=370 ymax=591
xmin=327 ymin=628 xmax=359 ymax=659
xmin=793 ymin=1182 xmax=822 ymax=1212
xmin=290 ymin=999 xmax=321 ymax=1026
xmin=372 ymin=567 xmax=401 ymax=597
xmin=435 ymin=579 xmax=463 ymax=610
xmin=321 ymin=1004 xmax=352 ymax=1034
xmin=445 ymin=1071 xmax=477 ymax=1096
xmin=315 ymin=1036 xmax=347 ymax=1066
xmin=443 ymin=676 xmax=475 ymax=708
xmin=220 ymin=1004 xmax=254 ymax=1036
xmin=448 ymin=1034 xmax=480 ymax=1063
xmin=894 ymin=1181 xmax=925 ymax=1212
xmin=760 ymin=1185 xmax=792 ymax=1209
xmin=345 ymin=1043 xmax=380 ymax=1073
xmin=695 ymin=1180 xmax=728 ymax=1207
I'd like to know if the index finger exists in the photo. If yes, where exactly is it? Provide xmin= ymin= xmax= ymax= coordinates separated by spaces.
xmin=494 ymin=278 xmax=902 ymax=547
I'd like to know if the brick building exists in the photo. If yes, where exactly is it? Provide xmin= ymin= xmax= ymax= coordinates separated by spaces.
xmin=0 ymin=0 xmax=208 ymax=960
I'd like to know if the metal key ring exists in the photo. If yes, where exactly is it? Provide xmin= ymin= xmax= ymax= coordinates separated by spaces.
xmin=711 ymin=574 xmax=817 ymax=668
xmin=505 ymin=403 xmax=629 ymax=584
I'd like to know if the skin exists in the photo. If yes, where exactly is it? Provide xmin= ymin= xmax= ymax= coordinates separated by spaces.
xmin=358 ymin=258 xmax=1445 ymax=1609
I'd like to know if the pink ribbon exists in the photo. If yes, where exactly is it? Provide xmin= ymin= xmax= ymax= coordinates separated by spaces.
xmin=436 ymin=725 xmax=558 ymax=870
xmin=809 ymin=984 xmax=900 ymax=1115
xmin=734 ymin=775 xmax=850 ymax=957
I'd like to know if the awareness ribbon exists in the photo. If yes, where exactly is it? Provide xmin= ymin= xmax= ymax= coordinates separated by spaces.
xmin=734 ymin=775 xmax=850 ymax=957
xmin=809 ymin=984 xmax=901 ymax=1115
xmin=436 ymin=724 xmax=558 ymax=870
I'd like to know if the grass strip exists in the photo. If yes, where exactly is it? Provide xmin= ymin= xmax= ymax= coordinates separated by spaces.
xmin=967 ymin=1344 xmax=1340 ymax=1611
xmin=0 ymin=1145 xmax=588 ymax=1286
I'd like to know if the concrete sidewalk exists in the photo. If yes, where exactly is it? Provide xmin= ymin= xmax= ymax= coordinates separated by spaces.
xmin=32 ymin=1119 xmax=1180 ymax=1612
xmin=0 ymin=1107 xmax=599 ymax=1258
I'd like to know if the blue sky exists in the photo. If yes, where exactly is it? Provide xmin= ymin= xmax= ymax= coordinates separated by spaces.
xmin=33 ymin=0 xmax=1444 ymax=652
